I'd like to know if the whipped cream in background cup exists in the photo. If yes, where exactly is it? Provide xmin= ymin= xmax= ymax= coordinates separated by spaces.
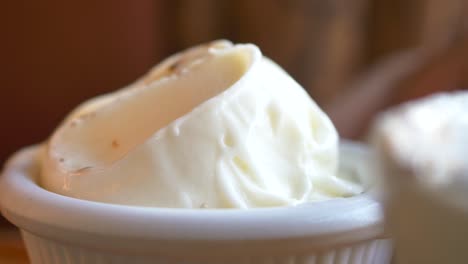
xmin=1 ymin=41 xmax=391 ymax=263
xmin=373 ymin=92 xmax=468 ymax=264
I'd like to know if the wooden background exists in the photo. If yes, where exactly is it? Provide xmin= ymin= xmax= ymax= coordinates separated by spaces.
xmin=1 ymin=0 xmax=467 ymax=165
xmin=1 ymin=1 xmax=468 ymax=260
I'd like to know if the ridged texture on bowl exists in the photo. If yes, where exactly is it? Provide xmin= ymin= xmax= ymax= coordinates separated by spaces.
xmin=22 ymin=231 xmax=392 ymax=264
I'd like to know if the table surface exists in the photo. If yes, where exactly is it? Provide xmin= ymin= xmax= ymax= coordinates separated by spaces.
xmin=0 ymin=228 xmax=29 ymax=264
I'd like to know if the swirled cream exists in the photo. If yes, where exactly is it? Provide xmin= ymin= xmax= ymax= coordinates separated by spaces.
xmin=40 ymin=40 xmax=363 ymax=208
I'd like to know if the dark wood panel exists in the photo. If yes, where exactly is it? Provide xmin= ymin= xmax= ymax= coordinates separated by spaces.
xmin=0 ymin=1 xmax=169 ymax=166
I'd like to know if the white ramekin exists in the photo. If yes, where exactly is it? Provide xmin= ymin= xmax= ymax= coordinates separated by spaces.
xmin=379 ymin=152 xmax=468 ymax=264
xmin=0 ymin=142 xmax=392 ymax=264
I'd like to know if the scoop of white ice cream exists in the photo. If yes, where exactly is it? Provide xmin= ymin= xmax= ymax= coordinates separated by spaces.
xmin=373 ymin=92 xmax=468 ymax=187
xmin=41 ymin=40 xmax=363 ymax=208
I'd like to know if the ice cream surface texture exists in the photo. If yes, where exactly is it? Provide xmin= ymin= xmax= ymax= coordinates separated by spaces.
xmin=41 ymin=40 xmax=364 ymax=208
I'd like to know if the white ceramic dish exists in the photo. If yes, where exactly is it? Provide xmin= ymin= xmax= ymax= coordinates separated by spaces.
xmin=0 ymin=141 xmax=391 ymax=264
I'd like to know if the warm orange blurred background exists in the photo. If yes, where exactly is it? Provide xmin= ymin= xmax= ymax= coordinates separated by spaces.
xmin=1 ymin=0 xmax=468 ymax=261
xmin=1 ymin=0 xmax=467 ymax=165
